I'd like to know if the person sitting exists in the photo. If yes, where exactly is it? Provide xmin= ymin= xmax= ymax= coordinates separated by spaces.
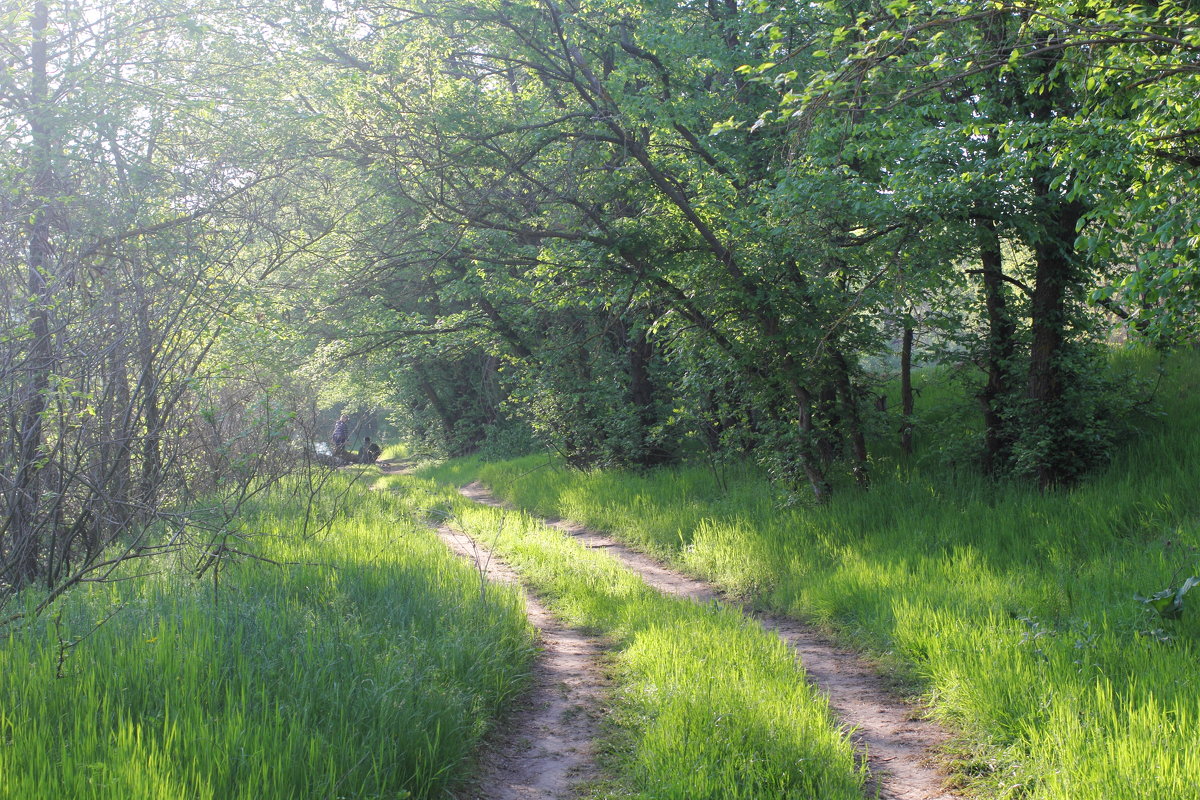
xmin=361 ymin=436 xmax=382 ymax=464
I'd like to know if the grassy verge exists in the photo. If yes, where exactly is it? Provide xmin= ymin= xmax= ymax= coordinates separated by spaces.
xmin=418 ymin=351 xmax=1200 ymax=799
xmin=376 ymin=472 xmax=865 ymax=800
xmin=0 ymin=472 xmax=533 ymax=800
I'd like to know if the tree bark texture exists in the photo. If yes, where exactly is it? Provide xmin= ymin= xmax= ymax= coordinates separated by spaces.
xmin=900 ymin=324 xmax=914 ymax=456
xmin=7 ymin=2 xmax=54 ymax=589
xmin=1027 ymin=183 xmax=1085 ymax=489
xmin=975 ymin=215 xmax=1017 ymax=475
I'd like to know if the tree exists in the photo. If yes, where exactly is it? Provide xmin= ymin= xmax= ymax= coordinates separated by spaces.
xmin=747 ymin=0 xmax=1196 ymax=484
xmin=254 ymin=0 xmax=926 ymax=497
xmin=0 ymin=0 xmax=327 ymax=598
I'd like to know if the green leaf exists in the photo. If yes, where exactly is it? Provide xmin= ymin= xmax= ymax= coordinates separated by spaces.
xmin=1137 ymin=576 xmax=1200 ymax=619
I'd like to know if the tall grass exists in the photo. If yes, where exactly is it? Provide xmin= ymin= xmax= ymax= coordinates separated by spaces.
xmin=420 ymin=349 xmax=1200 ymax=799
xmin=0 ymin=474 xmax=533 ymax=800
xmin=376 ymin=473 xmax=865 ymax=800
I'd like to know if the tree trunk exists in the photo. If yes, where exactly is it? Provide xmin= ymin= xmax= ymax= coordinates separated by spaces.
xmin=900 ymin=324 xmax=914 ymax=456
xmin=831 ymin=349 xmax=870 ymax=488
xmin=1027 ymin=188 xmax=1085 ymax=489
xmin=106 ymin=291 xmax=134 ymax=545
xmin=782 ymin=357 xmax=831 ymax=502
xmin=793 ymin=382 xmax=831 ymax=502
xmin=815 ymin=382 xmax=839 ymax=467
xmin=7 ymin=2 xmax=53 ymax=589
xmin=132 ymin=259 xmax=161 ymax=518
xmin=975 ymin=215 xmax=1017 ymax=474
xmin=478 ymin=354 xmax=502 ymax=426
xmin=413 ymin=363 xmax=456 ymax=443
xmin=625 ymin=321 xmax=664 ymax=467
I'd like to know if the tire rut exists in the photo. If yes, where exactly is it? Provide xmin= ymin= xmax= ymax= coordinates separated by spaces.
xmin=432 ymin=523 xmax=608 ymax=799
xmin=459 ymin=482 xmax=959 ymax=800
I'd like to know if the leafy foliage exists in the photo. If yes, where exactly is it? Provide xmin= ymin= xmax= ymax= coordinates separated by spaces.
xmin=1137 ymin=576 xmax=1200 ymax=621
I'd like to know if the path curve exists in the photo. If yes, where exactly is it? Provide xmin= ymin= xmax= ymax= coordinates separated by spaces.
xmin=380 ymin=464 xmax=607 ymax=800
xmin=434 ymin=523 xmax=607 ymax=800
xmin=460 ymin=482 xmax=958 ymax=800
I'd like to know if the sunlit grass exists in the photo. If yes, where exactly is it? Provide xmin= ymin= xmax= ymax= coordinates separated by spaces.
xmin=0 ymin=475 xmax=534 ymax=800
xmin=420 ymin=348 xmax=1200 ymax=799
xmin=380 ymin=441 xmax=412 ymax=461
xmin=376 ymin=472 xmax=866 ymax=800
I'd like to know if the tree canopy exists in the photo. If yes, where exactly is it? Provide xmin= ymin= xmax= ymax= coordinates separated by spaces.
xmin=2 ymin=0 xmax=1197 ymax=590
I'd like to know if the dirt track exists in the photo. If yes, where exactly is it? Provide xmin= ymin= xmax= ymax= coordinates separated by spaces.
xmin=459 ymin=481 xmax=958 ymax=800
xmin=434 ymin=523 xmax=607 ymax=800
xmin=380 ymin=462 xmax=607 ymax=800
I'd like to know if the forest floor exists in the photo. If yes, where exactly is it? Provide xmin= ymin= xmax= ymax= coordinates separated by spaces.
xmin=455 ymin=480 xmax=958 ymax=800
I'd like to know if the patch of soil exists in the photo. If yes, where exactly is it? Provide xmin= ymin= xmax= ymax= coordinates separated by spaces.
xmin=459 ymin=482 xmax=958 ymax=800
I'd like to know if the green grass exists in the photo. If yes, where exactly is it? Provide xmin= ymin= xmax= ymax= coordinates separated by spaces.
xmin=419 ymin=349 xmax=1200 ymax=799
xmin=375 ymin=473 xmax=865 ymax=800
xmin=0 ymin=473 xmax=534 ymax=800
xmin=380 ymin=442 xmax=413 ymax=461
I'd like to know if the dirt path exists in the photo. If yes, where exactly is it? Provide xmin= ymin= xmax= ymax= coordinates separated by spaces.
xmin=381 ymin=464 xmax=607 ymax=800
xmin=435 ymin=525 xmax=607 ymax=800
xmin=459 ymin=482 xmax=958 ymax=800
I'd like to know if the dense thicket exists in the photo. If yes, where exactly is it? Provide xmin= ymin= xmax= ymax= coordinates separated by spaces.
xmin=0 ymin=1 xmax=334 ymax=595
